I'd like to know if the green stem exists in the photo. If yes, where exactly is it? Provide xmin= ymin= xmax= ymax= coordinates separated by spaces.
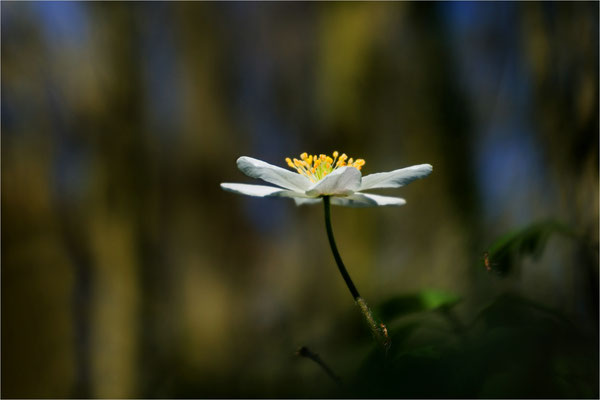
xmin=323 ymin=196 xmax=361 ymax=300
xmin=323 ymin=196 xmax=390 ymax=350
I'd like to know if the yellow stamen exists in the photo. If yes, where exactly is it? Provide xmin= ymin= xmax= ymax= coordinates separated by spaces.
xmin=284 ymin=151 xmax=366 ymax=182
xmin=337 ymin=153 xmax=348 ymax=167
xmin=294 ymin=158 xmax=311 ymax=176
xmin=353 ymin=159 xmax=366 ymax=170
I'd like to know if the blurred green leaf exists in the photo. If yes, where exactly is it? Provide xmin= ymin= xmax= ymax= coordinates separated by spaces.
xmin=377 ymin=289 xmax=461 ymax=321
xmin=351 ymin=291 xmax=598 ymax=399
xmin=485 ymin=219 xmax=575 ymax=275
xmin=473 ymin=292 xmax=574 ymax=330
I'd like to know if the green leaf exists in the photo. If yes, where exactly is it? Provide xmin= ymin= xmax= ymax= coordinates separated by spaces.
xmin=472 ymin=293 xmax=574 ymax=330
xmin=378 ymin=289 xmax=461 ymax=321
xmin=484 ymin=219 xmax=574 ymax=276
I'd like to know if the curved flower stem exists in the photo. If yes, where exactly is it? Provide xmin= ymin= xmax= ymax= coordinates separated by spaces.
xmin=323 ymin=196 xmax=360 ymax=300
xmin=323 ymin=196 xmax=390 ymax=351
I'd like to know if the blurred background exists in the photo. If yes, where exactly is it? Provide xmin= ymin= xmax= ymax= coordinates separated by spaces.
xmin=2 ymin=2 xmax=598 ymax=398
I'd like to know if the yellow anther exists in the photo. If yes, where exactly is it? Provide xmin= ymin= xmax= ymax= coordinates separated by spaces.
xmin=285 ymin=151 xmax=365 ymax=182
xmin=331 ymin=152 xmax=339 ymax=167
xmin=353 ymin=159 xmax=365 ymax=170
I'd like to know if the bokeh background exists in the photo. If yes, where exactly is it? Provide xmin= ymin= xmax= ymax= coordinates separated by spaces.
xmin=2 ymin=2 xmax=598 ymax=398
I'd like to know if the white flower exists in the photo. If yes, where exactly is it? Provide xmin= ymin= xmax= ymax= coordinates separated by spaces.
xmin=220 ymin=151 xmax=432 ymax=207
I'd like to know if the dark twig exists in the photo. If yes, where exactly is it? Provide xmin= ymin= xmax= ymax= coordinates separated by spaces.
xmin=296 ymin=346 xmax=342 ymax=385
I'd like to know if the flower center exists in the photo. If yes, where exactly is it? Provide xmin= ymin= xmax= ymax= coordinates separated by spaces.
xmin=285 ymin=151 xmax=365 ymax=183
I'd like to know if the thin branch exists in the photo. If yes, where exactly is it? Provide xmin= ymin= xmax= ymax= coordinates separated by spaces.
xmin=296 ymin=346 xmax=342 ymax=385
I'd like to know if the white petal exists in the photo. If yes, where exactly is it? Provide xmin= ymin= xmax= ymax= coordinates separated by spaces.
xmin=305 ymin=167 xmax=361 ymax=197
xmin=237 ymin=156 xmax=311 ymax=192
xmin=359 ymin=164 xmax=433 ymax=190
xmin=331 ymin=193 xmax=406 ymax=207
xmin=293 ymin=197 xmax=322 ymax=206
xmin=220 ymin=183 xmax=308 ymax=198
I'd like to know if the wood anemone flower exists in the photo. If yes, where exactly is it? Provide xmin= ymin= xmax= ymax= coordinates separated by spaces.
xmin=221 ymin=152 xmax=432 ymax=207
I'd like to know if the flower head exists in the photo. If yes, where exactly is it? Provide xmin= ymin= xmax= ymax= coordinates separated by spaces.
xmin=221 ymin=151 xmax=432 ymax=207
